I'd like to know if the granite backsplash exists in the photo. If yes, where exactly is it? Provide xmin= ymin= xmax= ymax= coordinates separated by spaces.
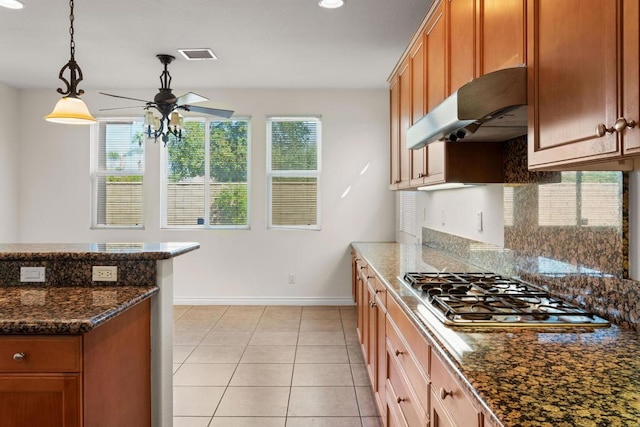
xmin=422 ymin=164 xmax=640 ymax=330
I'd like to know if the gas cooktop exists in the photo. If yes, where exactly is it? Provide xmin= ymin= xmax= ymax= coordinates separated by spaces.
xmin=400 ymin=272 xmax=610 ymax=328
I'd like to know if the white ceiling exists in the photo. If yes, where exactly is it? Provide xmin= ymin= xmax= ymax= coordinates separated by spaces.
xmin=0 ymin=0 xmax=430 ymax=91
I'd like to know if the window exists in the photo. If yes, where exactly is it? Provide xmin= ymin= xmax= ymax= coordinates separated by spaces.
xmin=267 ymin=116 xmax=321 ymax=229
xmin=399 ymin=192 xmax=417 ymax=237
xmin=161 ymin=117 xmax=250 ymax=228
xmin=91 ymin=119 xmax=145 ymax=228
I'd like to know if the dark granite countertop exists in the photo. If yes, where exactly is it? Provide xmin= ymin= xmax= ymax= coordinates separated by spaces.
xmin=0 ymin=285 xmax=158 ymax=334
xmin=0 ymin=242 xmax=200 ymax=261
xmin=352 ymin=242 xmax=640 ymax=427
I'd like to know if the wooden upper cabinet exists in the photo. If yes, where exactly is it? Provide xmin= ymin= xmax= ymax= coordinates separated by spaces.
xmin=622 ymin=0 xmax=640 ymax=155
xmin=426 ymin=1 xmax=447 ymax=111
xmin=527 ymin=0 xmax=639 ymax=170
xmin=389 ymin=74 xmax=400 ymax=188
xmin=478 ymin=0 xmax=526 ymax=75
xmin=398 ymin=59 xmax=412 ymax=187
xmin=447 ymin=0 xmax=476 ymax=94
xmin=410 ymin=32 xmax=428 ymax=186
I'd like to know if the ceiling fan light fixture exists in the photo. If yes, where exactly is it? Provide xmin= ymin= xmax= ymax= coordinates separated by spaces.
xmin=0 ymin=0 xmax=24 ymax=9
xmin=318 ymin=0 xmax=344 ymax=9
xmin=44 ymin=96 xmax=95 ymax=124
xmin=45 ymin=0 xmax=95 ymax=125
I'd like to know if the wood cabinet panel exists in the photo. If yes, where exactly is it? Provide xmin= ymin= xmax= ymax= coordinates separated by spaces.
xmin=431 ymin=352 xmax=481 ymax=427
xmin=389 ymin=75 xmax=401 ymax=188
xmin=0 ymin=336 xmax=81 ymax=373
xmin=386 ymin=296 xmax=430 ymax=377
xmin=448 ymin=0 xmax=476 ymax=94
xmin=426 ymin=2 xmax=447 ymax=111
xmin=527 ymin=0 xmax=620 ymax=168
xmin=478 ymin=0 xmax=525 ymax=74
xmin=410 ymin=32 xmax=428 ymax=185
xmin=387 ymin=352 xmax=428 ymax=427
xmin=0 ymin=374 xmax=81 ymax=427
xmin=399 ymin=59 xmax=412 ymax=187
xmin=622 ymin=0 xmax=640 ymax=154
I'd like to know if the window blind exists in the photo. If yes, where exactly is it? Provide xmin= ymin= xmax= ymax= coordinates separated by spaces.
xmin=267 ymin=117 xmax=321 ymax=229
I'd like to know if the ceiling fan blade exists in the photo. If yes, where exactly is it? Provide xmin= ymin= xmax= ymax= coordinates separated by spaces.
xmin=99 ymin=92 xmax=152 ymax=104
xmin=184 ymin=105 xmax=234 ymax=118
xmin=176 ymin=92 xmax=209 ymax=105
xmin=99 ymin=105 xmax=148 ymax=111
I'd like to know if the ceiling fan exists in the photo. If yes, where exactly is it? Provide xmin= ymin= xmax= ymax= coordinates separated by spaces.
xmin=100 ymin=54 xmax=234 ymax=145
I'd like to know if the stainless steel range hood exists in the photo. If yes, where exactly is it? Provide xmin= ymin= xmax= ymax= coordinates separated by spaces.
xmin=407 ymin=67 xmax=527 ymax=150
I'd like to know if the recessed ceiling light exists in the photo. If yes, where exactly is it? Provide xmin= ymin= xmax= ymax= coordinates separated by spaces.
xmin=177 ymin=48 xmax=217 ymax=61
xmin=318 ymin=0 xmax=344 ymax=9
xmin=0 ymin=0 xmax=24 ymax=9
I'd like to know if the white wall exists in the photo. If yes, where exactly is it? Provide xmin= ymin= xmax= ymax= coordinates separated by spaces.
xmin=18 ymin=88 xmax=395 ymax=304
xmin=416 ymin=184 xmax=505 ymax=247
xmin=0 ymin=83 xmax=19 ymax=242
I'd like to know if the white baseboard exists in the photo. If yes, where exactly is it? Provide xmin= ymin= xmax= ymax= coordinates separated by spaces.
xmin=173 ymin=296 xmax=356 ymax=306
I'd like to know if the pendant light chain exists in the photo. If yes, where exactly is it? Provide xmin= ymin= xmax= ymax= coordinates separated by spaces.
xmin=68 ymin=0 xmax=75 ymax=60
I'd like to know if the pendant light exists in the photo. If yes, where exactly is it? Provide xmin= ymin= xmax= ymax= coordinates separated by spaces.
xmin=44 ymin=0 xmax=96 ymax=124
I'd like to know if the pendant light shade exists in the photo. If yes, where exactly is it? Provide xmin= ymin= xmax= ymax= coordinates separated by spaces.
xmin=45 ymin=0 xmax=96 ymax=125
xmin=45 ymin=96 xmax=96 ymax=124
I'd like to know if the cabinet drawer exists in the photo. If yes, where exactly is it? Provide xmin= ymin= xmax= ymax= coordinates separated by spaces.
xmin=386 ymin=320 xmax=429 ymax=413
xmin=431 ymin=352 xmax=480 ymax=427
xmin=386 ymin=382 xmax=409 ymax=427
xmin=387 ymin=296 xmax=430 ymax=374
xmin=387 ymin=352 xmax=428 ymax=427
xmin=0 ymin=336 xmax=82 ymax=373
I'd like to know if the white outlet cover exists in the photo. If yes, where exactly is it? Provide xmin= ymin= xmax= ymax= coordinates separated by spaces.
xmin=20 ymin=266 xmax=45 ymax=282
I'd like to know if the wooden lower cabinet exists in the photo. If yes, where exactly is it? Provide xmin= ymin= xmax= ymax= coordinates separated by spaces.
xmin=0 ymin=299 xmax=151 ymax=427
xmin=431 ymin=352 xmax=482 ymax=427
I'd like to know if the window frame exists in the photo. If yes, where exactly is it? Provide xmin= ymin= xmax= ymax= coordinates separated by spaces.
xmin=90 ymin=118 xmax=146 ymax=230
xmin=266 ymin=116 xmax=322 ymax=231
xmin=160 ymin=116 xmax=252 ymax=230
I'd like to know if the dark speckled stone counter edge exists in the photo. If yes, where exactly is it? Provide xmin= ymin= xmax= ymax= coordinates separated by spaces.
xmin=0 ymin=286 xmax=158 ymax=334
xmin=0 ymin=242 xmax=200 ymax=261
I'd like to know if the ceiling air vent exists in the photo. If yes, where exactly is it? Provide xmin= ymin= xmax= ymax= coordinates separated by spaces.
xmin=177 ymin=48 xmax=217 ymax=60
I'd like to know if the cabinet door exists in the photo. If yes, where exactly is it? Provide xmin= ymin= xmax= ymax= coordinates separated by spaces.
xmin=0 ymin=374 xmax=80 ymax=427
xmin=389 ymin=75 xmax=401 ymax=188
xmin=448 ymin=0 xmax=476 ymax=94
xmin=527 ymin=0 xmax=620 ymax=169
xmin=410 ymin=32 xmax=428 ymax=186
xmin=399 ymin=59 xmax=412 ymax=187
xmin=431 ymin=390 xmax=456 ymax=427
xmin=426 ymin=2 xmax=447 ymax=112
xmin=622 ymin=0 xmax=640 ymax=154
xmin=478 ymin=0 xmax=525 ymax=75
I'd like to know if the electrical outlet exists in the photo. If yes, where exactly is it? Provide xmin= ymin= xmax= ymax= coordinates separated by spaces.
xmin=92 ymin=266 xmax=118 ymax=282
xmin=477 ymin=211 xmax=483 ymax=232
xmin=20 ymin=266 xmax=45 ymax=283
xmin=288 ymin=273 xmax=296 ymax=285
xmin=440 ymin=209 xmax=445 ymax=226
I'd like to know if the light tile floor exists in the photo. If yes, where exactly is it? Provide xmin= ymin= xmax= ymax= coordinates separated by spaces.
xmin=173 ymin=305 xmax=382 ymax=427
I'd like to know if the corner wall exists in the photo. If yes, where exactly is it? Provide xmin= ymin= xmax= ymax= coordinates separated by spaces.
xmin=17 ymin=88 xmax=395 ymax=304
xmin=0 ymin=83 xmax=19 ymax=242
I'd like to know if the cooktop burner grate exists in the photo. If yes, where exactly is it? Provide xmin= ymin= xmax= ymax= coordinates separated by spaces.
xmin=400 ymin=272 xmax=610 ymax=327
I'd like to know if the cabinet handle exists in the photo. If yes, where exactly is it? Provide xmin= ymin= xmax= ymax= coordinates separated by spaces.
xmin=369 ymin=301 xmax=376 ymax=308
xmin=397 ymin=397 xmax=407 ymax=403
xmin=440 ymin=387 xmax=453 ymax=400
xmin=367 ymin=275 xmax=375 ymax=279
xmin=375 ymin=289 xmax=383 ymax=294
xmin=394 ymin=180 xmax=401 ymax=184
xmin=12 ymin=352 xmax=26 ymax=361
xmin=614 ymin=117 xmax=637 ymax=132
xmin=596 ymin=123 xmax=616 ymax=137
xmin=360 ymin=266 xmax=366 ymax=270
xmin=597 ymin=118 xmax=638 ymax=137
xmin=394 ymin=349 xmax=404 ymax=356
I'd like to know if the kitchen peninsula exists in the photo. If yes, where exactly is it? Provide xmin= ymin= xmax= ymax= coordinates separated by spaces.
xmin=0 ymin=242 xmax=199 ymax=427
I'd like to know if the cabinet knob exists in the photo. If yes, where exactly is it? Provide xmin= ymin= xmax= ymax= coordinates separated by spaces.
xmin=596 ymin=122 xmax=616 ymax=137
xmin=375 ymin=289 xmax=383 ymax=294
xmin=394 ymin=349 xmax=404 ymax=356
xmin=369 ymin=301 xmax=376 ymax=308
xmin=12 ymin=352 xmax=26 ymax=361
xmin=614 ymin=117 xmax=637 ymax=132
xmin=440 ymin=387 xmax=453 ymax=400
xmin=397 ymin=397 xmax=407 ymax=404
